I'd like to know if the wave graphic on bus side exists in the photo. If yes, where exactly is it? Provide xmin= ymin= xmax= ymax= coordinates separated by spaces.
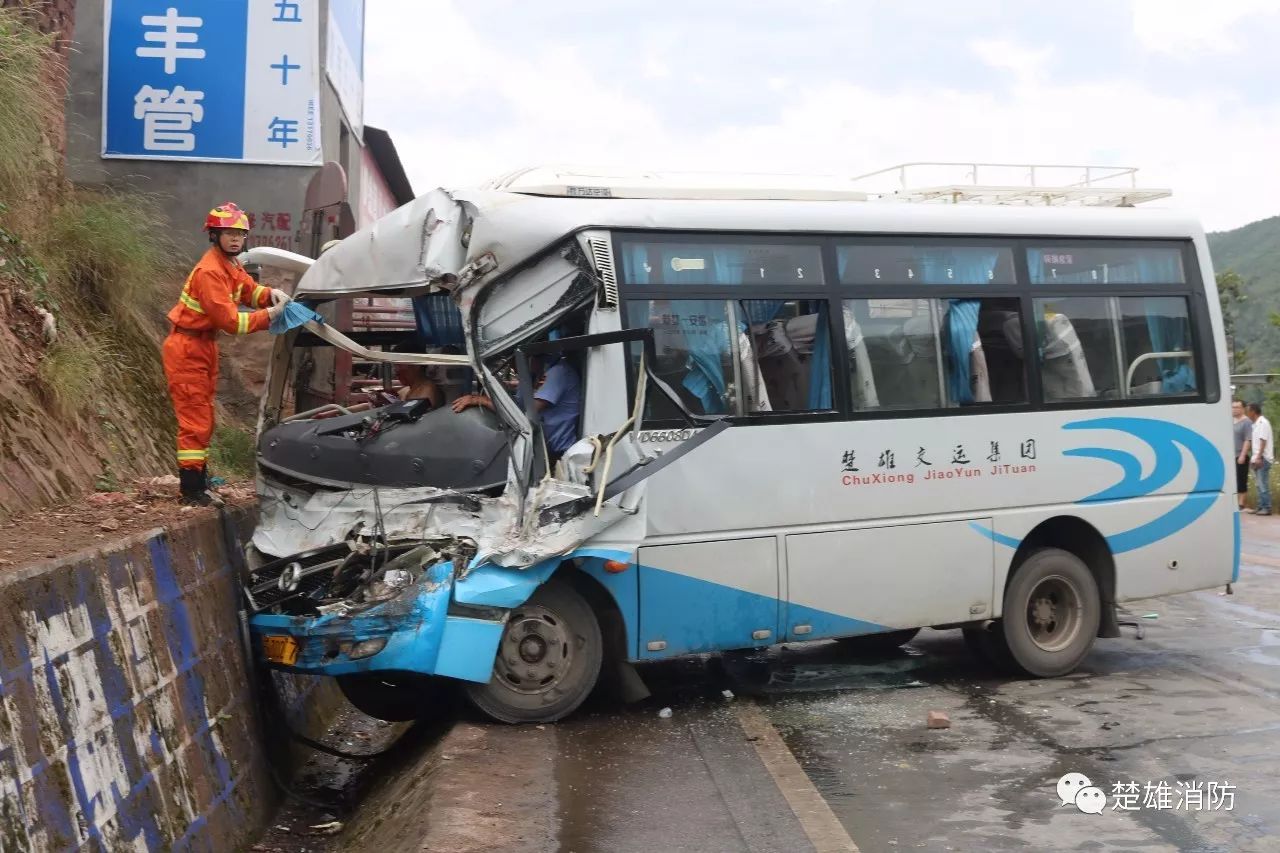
xmin=971 ymin=417 xmax=1224 ymax=554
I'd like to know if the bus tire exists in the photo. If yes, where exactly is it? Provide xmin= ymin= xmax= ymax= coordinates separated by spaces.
xmin=999 ymin=548 xmax=1101 ymax=677
xmin=835 ymin=628 xmax=920 ymax=655
xmin=465 ymin=578 xmax=603 ymax=724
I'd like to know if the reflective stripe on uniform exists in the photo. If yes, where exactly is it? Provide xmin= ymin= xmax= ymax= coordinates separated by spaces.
xmin=176 ymin=449 xmax=208 ymax=460
xmin=179 ymin=291 xmax=205 ymax=314
xmin=233 ymin=282 xmax=245 ymax=302
xmin=237 ymin=312 xmax=250 ymax=335
xmin=252 ymin=284 xmax=268 ymax=306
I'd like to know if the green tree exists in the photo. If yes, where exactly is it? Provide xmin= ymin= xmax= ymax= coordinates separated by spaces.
xmin=1219 ymin=268 xmax=1250 ymax=372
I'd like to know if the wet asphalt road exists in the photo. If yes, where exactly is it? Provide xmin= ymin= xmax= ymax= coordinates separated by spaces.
xmin=264 ymin=516 xmax=1280 ymax=852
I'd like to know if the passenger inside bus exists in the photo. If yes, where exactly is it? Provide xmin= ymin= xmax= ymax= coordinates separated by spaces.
xmin=453 ymin=340 xmax=584 ymax=464
xmin=392 ymin=339 xmax=444 ymax=408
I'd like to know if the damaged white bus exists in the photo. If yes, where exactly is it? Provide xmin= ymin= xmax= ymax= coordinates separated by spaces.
xmin=243 ymin=167 xmax=1237 ymax=723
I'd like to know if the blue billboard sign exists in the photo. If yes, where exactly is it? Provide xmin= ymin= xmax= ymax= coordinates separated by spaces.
xmin=103 ymin=0 xmax=323 ymax=165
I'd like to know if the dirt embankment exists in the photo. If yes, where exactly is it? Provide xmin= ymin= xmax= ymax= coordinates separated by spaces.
xmin=0 ymin=7 xmax=291 ymax=525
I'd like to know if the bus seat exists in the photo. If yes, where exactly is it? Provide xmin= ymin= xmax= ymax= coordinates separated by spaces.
xmin=1002 ymin=313 xmax=1097 ymax=400
xmin=861 ymin=316 xmax=942 ymax=409
xmin=753 ymin=318 xmax=809 ymax=411
xmin=842 ymin=309 xmax=879 ymax=409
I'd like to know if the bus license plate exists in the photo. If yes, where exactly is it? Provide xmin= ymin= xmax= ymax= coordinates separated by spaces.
xmin=262 ymin=635 xmax=299 ymax=666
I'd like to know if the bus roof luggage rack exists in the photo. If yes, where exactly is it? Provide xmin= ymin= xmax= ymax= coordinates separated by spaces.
xmin=850 ymin=162 xmax=1171 ymax=207
xmin=486 ymin=166 xmax=870 ymax=201
xmin=485 ymin=163 xmax=1170 ymax=207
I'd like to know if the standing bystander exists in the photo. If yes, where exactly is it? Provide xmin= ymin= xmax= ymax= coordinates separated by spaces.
xmin=1234 ymin=399 xmax=1252 ymax=510
xmin=1248 ymin=402 xmax=1274 ymax=516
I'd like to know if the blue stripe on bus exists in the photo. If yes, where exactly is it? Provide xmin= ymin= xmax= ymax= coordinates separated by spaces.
xmin=636 ymin=565 xmax=888 ymax=658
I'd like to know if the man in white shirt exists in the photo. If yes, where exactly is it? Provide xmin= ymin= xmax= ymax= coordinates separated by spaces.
xmin=1248 ymin=403 xmax=1274 ymax=515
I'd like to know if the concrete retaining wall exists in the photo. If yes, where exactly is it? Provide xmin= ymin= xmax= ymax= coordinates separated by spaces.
xmin=0 ymin=505 xmax=340 ymax=851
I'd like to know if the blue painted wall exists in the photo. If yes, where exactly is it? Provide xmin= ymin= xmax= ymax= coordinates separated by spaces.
xmin=0 ymin=506 xmax=336 ymax=851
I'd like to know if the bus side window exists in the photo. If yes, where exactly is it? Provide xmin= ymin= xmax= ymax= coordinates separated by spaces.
xmin=847 ymin=298 xmax=1027 ymax=410
xmin=626 ymin=299 xmax=737 ymax=420
xmin=741 ymin=299 xmax=833 ymax=413
xmin=845 ymin=298 xmax=943 ymax=411
xmin=1118 ymin=296 xmax=1197 ymax=397
xmin=625 ymin=298 xmax=836 ymax=424
xmin=1025 ymin=296 xmax=1197 ymax=401
xmin=1028 ymin=297 xmax=1119 ymax=401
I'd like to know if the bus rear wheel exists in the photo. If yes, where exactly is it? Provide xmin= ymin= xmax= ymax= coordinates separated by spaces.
xmin=991 ymin=548 xmax=1101 ymax=677
xmin=465 ymin=578 xmax=602 ymax=724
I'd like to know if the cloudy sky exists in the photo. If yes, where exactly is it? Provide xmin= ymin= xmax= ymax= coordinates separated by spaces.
xmin=365 ymin=0 xmax=1280 ymax=232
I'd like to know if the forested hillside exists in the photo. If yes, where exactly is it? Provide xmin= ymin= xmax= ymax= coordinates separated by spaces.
xmin=1208 ymin=216 xmax=1280 ymax=372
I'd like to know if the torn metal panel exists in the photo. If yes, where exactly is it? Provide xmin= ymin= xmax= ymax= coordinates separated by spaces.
xmin=475 ymin=246 xmax=598 ymax=356
xmin=292 ymin=189 xmax=472 ymax=297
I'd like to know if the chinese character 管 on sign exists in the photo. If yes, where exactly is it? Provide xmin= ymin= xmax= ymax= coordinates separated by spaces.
xmin=133 ymin=85 xmax=204 ymax=151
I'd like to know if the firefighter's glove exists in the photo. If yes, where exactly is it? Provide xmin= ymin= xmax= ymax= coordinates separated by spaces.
xmin=270 ymin=288 xmax=292 ymax=307
xmin=267 ymin=302 xmax=286 ymax=321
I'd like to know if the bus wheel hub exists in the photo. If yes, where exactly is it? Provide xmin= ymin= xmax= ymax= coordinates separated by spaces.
xmin=499 ymin=605 xmax=571 ymax=693
xmin=519 ymin=635 xmax=547 ymax=662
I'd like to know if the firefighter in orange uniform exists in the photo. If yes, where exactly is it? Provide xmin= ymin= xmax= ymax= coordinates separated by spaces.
xmin=163 ymin=202 xmax=289 ymax=505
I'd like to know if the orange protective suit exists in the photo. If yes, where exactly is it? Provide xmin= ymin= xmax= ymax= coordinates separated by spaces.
xmin=162 ymin=247 xmax=272 ymax=470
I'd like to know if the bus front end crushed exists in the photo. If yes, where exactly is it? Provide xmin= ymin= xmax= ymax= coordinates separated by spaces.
xmin=243 ymin=473 xmax=626 ymax=685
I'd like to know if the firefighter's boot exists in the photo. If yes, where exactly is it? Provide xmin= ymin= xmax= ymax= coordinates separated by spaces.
xmin=198 ymin=467 xmax=225 ymax=508
xmin=179 ymin=468 xmax=211 ymax=507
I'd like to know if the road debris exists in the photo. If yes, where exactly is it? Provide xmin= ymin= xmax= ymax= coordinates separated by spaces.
xmin=309 ymin=821 xmax=343 ymax=836
xmin=99 ymin=518 xmax=120 ymax=531
xmin=721 ymin=689 xmax=735 ymax=700
xmin=658 ymin=707 xmax=673 ymax=719
xmin=926 ymin=710 xmax=951 ymax=729
xmin=87 ymin=492 xmax=129 ymax=506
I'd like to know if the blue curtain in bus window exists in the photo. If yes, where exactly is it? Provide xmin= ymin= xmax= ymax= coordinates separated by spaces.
xmin=806 ymin=302 xmax=832 ymax=409
xmin=624 ymin=245 xmax=651 ymax=284
xmin=945 ymin=299 xmax=982 ymax=404
xmin=1025 ymin=251 xmax=1097 ymax=284
xmin=917 ymin=249 xmax=1001 ymax=284
xmin=1026 ymin=251 xmax=1081 ymax=284
xmin=622 ymin=243 xmax=750 ymax=285
xmin=412 ymin=293 xmax=465 ymax=347
xmin=740 ymin=299 xmax=787 ymax=324
xmin=1107 ymin=251 xmax=1184 ymax=284
xmin=1027 ymin=247 xmax=1183 ymax=284
xmin=1143 ymin=297 xmax=1196 ymax=393
xmin=674 ymin=300 xmax=730 ymax=413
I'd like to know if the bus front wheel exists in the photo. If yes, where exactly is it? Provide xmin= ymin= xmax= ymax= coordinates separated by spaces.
xmin=465 ymin=578 xmax=603 ymax=724
xmin=986 ymin=548 xmax=1101 ymax=677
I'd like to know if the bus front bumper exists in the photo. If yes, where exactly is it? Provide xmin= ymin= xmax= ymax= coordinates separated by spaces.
xmin=247 ymin=559 xmax=504 ymax=684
